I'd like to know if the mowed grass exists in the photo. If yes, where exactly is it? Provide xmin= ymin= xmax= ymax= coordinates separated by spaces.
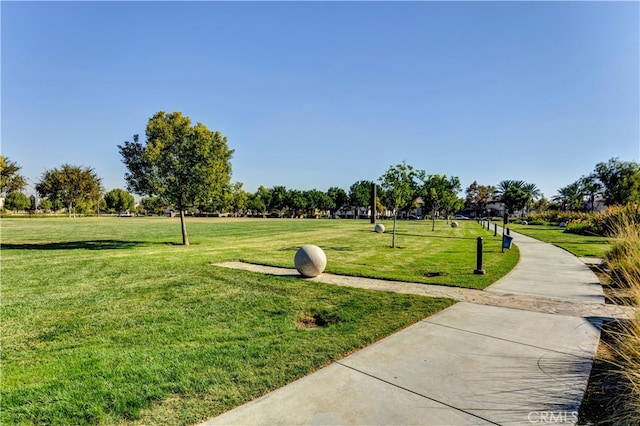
xmin=506 ymin=223 xmax=613 ymax=258
xmin=1 ymin=217 xmax=516 ymax=425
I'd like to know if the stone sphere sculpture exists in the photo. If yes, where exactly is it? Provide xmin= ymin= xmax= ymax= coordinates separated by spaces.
xmin=451 ymin=221 xmax=459 ymax=228
xmin=294 ymin=245 xmax=327 ymax=278
xmin=374 ymin=223 xmax=385 ymax=233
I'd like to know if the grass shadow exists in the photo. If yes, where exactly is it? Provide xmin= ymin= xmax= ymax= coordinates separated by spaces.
xmin=1 ymin=240 xmax=148 ymax=251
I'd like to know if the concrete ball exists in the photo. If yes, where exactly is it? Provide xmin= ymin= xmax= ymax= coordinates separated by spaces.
xmin=374 ymin=223 xmax=385 ymax=233
xmin=451 ymin=221 xmax=459 ymax=228
xmin=294 ymin=245 xmax=327 ymax=278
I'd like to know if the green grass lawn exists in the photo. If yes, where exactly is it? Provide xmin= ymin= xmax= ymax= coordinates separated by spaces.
xmin=506 ymin=222 xmax=613 ymax=258
xmin=1 ymin=217 xmax=517 ymax=425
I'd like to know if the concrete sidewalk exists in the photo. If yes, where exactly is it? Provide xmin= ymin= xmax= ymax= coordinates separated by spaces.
xmin=201 ymin=231 xmax=613 ymax=425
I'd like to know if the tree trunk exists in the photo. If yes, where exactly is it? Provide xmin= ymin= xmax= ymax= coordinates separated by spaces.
xmin=392 ymin=210 xmax=397 ymax=248
xmin=179 ymin=207 xmax=189 ymax=246
xmin=432 ymin=207 xmax=436 ymax=231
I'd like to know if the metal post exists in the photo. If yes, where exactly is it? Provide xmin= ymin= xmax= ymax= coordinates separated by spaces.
xmin=494 ymin=223 xmax=497 ymax=236
xmin=507 ymin=227 xmax=510 ymax=236
xmin=370 ymin=183 xmax=377 ymax=224
xmin=474 ymin=237 xmax=485 ymax=275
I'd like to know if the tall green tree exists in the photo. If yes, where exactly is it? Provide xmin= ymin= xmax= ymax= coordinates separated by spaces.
xmin=140 ymin=196 xmax=168 ymax=215
xmin=0 ymin=156 xmax=27 ymax=195
xmin=497 ymin=179 xmax=536 ymax=215
xmin=349 ymin=180 xmax=373 ymax=219
xmin=594 ymin=158 xmax=640 ymax=206
xmin=248 ymin=186 xmax=271 ymax=217
xmin=579 ymin=173 xmax=602 ymax=212
xmin=104 ymin=188 xmax=136 ymax=215
xmin=35 ymin=164 xmax=103 ymax=217
xmin=421 ymin=174 xmax=461 ymax=231
xmin=269 ymin=186 xmax=288 ymax=217
xmin=119 ymin=111 xmax=233 ymax=245
xmin=327 ymin=186 xmax=348 ymax=218
xmin=379 ymin=163 xmax=418 ymax=248
xmin=552 ymin=181 xmax=585 ymax=211
xmin=522 ymin=182 xmax=542 ymax=214
xmin=4 ymin=192 xmax=31 ymax=212
xmin=501 ymin=186 xmax=530 ymax=214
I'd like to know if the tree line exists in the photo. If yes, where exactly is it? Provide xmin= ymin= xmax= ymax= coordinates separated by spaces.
xmin=2 ymin=111 xmax=638 ymax=245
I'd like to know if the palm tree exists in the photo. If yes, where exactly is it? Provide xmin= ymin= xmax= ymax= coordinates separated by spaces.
xmin=579 ymin=174 xmax=602 ymax=212
xmin=522 ymin=183 xmax=542 ymax=214
xmin=552 ymin=181 xmax=584 ymax=211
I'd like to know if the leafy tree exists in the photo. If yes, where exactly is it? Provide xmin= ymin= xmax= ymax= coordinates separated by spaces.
xmin=35 ymin=164 xmax=103 ymax=218
xmin=0 ymin=156 xmax=27 ymax=195
xmin=594 ymin=158 xmax=640 ymax=206
xmin=4 ymin=192 xmax=30 ymax=212
xmin=286 ymin=189 xmax=306 ymax=217
xmin=104 ymin=188 xmax=136 ymax=215
xmin=379 ymin=162 xmax=418 ymax=248
xmin=39 ymin=198 xmax=53 ymax=212
xmin=530 ymin=196 xmax=550 ymax=213
xmin=119 ymin=111 xmax=233 ymax=245
xmin=303 ymin=189 xmax=331 ymax=217
xmin=141 ymin=196 xmax=170 ymax=215
xmin=248 ymin=186 xmax=271 ymax=217
xmin=227 ymin=182 xmax=248 ymax=216
xmin=522 ymin=182 xmax=542 ymax=214
xmin=501 ymin=186 xmax=530 ymax=214
xmin=269 ymin=186 xmax=288 ymax=217
xmin=349 ymin=180 xmax=373 ymax=219
xmin=420 ymin=174 xmax=461 ymax=231
xmin=497 ymin=179 xmax=538 ymax=216
xmin=552 ymin=181 xmax=584 ymax=212
xmin=579 ymin=173 xmax=602 ymax=212
xmin=465 ymin=181 xmax=499 ymax=217
xmin=327 ymin=187 xmax=348 ymax=218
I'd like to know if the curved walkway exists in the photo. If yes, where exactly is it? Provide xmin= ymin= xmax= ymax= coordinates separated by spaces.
xmin=202 ymin=231 xmax=631 ymax=425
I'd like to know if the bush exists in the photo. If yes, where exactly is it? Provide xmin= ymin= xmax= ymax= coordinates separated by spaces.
xmin=532 ymin=204 xmax=640 ymax=237
xmin=604 ymin=210 xmax=640 ymax=423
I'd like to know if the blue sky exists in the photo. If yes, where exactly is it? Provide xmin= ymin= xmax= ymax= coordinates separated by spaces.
xmin=2 ymin=1 xmax=639 ymax=200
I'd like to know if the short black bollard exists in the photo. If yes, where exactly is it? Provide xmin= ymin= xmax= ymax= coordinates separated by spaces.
xmin=507 ymin=227 xmax=510 ymax=236
xmin=474 ymin=237 xmax=486 ymax=275
xmin=494 ymin=223 xmax=497 ymax=236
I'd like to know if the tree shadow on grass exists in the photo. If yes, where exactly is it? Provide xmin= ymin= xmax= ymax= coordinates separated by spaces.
xmin=1 ymin=240 xmax=149 ymax=251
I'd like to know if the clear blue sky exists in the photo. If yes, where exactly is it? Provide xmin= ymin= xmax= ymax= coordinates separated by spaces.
xmin=3 ymin=1 xmax=639 ymax=200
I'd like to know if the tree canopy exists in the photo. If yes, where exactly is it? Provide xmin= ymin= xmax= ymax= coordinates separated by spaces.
xmin=104 ymin=188 xmax=136 ymax=215
xmin=420 ymin=174 xmax=462 ymax=230
xmin=35 ymin=164 xmax=103 ymax=217
xmin=4 ymin=192 xmax=31 ymax=212
xmin=594 ymin=158 xmax=640 ymax=206
xmin=349 ymin=180 xmax=373 ymax=219
xmin=0 ymin=156 xmax=27 ymax=196
xmin=119 ymin=111 xmax=233 ymax=245
xmin=379 ymin=162 xmax=418 ymax=247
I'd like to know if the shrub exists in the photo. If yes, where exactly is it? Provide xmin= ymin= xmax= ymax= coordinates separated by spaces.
xmin=604 ymin=210 xmax=640 ymax=423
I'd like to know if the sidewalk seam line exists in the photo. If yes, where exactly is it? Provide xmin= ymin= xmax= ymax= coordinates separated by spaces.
xmin=421 ymin=320 xmax=595 ymax=359
xmin=335 ymin=361 xmax=501 ymax=425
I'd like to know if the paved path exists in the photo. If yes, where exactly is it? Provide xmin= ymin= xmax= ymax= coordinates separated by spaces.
xmin=201 ymin=231 xmax=633 ymax=425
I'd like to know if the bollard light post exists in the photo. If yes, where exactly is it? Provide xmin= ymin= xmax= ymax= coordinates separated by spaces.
xmin=474 ymin=237 xmax=486 ymax=275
